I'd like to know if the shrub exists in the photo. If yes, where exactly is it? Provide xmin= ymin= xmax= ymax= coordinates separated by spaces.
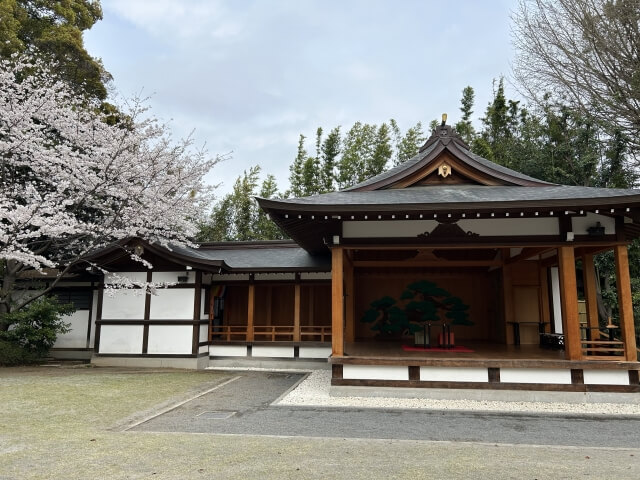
xmin=0 ymin=297 xmax=73 ymax=364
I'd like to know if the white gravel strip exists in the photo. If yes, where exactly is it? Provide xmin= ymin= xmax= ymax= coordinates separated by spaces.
xmin=275 ymin=369 xmax=640 ymax=416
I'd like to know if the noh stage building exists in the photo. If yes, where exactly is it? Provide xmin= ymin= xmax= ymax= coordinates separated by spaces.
xmin=54 ymin=121 xmax=640 ymax=394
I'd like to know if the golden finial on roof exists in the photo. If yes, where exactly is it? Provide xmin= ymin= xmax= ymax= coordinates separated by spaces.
xmin=441 ymin=113 xmax=447 ymax=126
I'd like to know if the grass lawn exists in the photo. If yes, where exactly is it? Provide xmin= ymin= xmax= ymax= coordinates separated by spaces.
xmin=0 ymin=365 xmax=638 ymax=480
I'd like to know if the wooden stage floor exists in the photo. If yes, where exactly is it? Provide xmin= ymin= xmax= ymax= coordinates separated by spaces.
xmin=344 ymin=340 xmax=566 ymax=361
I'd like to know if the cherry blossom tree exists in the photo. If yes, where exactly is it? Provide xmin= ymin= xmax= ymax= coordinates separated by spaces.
xmin=0 ymin=53 xmax=221 ymax=315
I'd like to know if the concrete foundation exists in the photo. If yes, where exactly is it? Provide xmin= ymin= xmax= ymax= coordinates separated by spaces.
xmin=329 ymin=385 xmax=640 ymax=405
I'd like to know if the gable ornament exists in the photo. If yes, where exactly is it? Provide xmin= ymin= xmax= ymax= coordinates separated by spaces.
xmin=438 ymin=163 xmax=452 ymax=178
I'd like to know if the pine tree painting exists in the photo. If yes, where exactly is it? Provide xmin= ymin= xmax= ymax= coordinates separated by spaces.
xmin=361 ymin=281 xmax=473 ymax=339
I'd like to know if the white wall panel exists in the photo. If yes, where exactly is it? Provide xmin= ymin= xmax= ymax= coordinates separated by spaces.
xmin=500 ymin=368 xmax=572 ymax=384
xmin=102 ymin=290 xmax=145 ymax=320
xmin=210 ymin=345 xmax=247 ymax=356
xmin=550 ymin=267 xmax=563 ymax=334
xmin=343 ymin=365 xmax=409 ymax=381
xmin=104 ymin=272 xmax=147 ymax=284
xmin=572 ymin=213 xmax=615 ymax=235
xmin=252 ymin=345 xmax=295 ymax=358
xmin=298 ymin=346 xmax=332 ymax=358
xmin=343 ymin=220 xmax=438 ymax=238
xmin=583 ymin=369 xmax=630 ymax=385
xmin=152 ymin=271 xmax=195 ymax=284
xmin=200 ymin=324 xmax=208 ymax=342
xmin=54 ymin=310 xmax=90 ymax=349
xmin=419 ymin=367 xmax=488 ymax=382
xmin=99 ymin=325 xmax=143 ymax=354
xmin=149 ymin=289 xmax=194 ymax=320
xmin=458 ymin=218 xmax=559 ymax=236
xmin=147 ymin=325 xmax=192 ymax=354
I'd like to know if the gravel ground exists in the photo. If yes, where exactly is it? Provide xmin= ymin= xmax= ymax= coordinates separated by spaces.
xmin=273 ymin=369 xmax=640 ymax=415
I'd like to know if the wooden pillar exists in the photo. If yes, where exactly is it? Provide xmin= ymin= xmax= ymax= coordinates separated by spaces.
xmin=247 ymin=280 xmax=255 ymax=342
xmin=192 ymin=271 xmax=202 ymax=355
xmin=582 ymin=254 xmax=600 ymax=340
xmin=614 ymin=245 xmax=638 ymax=361
xmin=501 ymin=249 xmax=515 ymax=344
xmin=344 ymin=250 xmax=355 ymax=343
xmin=331 ymin=247 xmax=344 ymax=356
xmin=265 ymin=286 xmax=272 ymax=326
xmin=538 ymin=265 xmax=550 ymax=334
xmin=293 ymin=274 xmax=301 ymax=342
xmin=558 ymin=246 xmax=581 ymax=360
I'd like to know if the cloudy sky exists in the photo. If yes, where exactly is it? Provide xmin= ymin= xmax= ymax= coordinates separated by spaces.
xmin=85 ymin=0 xmax=518 ymax=196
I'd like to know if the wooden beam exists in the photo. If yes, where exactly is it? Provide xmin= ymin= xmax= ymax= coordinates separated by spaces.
xmin=505 ymin=247 xmax=555 ymax=265
xmin=342 ymin=241 xmax=627 ymax=251
xmin=582 ymin=254 xmax=600 ymax=340
xmin=352 ymin=260 xmax=502 ymax=268
xmin=558 ymin=246 xmax=581 ymax=360
xmin=293 ymin=274 xmax=301 ymax=342
xmin=614 ymin=245 xmax=638 ymax=361
xmin=247 ymin=282 xmax=255 ymax=342
xmin=331 ymin=247 xmax=345 ymax=356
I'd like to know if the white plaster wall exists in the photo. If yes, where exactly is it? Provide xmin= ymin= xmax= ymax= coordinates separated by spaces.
xmin=99 ymin=325 xmax=143 ymax=354
xmin=254 ymin=273 xmax=296 ymax=281
xmin=149 ymin=289 xmax=194 ymax=320
xmin=199 ymin=345 xmax=209 ymax=354
xmin=210 ymin=345 xmax=247 ymax=356
xmin=201 ymin=290 xmax=207 ymax=320
xmin=550 ymin=267 xmax=563 ymax=334
xmin=343 ymin=365 xmax=409 ymax=381
xmin=500 ymin=368 xmax=572 ymax=384
xmin=104 ymin=272 xmax=147 ymax=284
xmin=200 ymin=324 xmax=208 ymax=342
xmin=572 ymin=213 xmax=616 ymax=235
xmin=152 ymin=271 xmax=196 ymax=284
xmin=147 ymin=325 xmax=192 ymax=354
xmin=301 ymin=272 xmax=332 ymax=280
xmin=252 ymin=345 xmax=295 ymax=358
xmin=583 ymin=369 xmax=630 ymax=385
xmin=89 ymin=292 xmax=98 ymax=347
xmin=102 ymin=290 xmax=145 ymax=320
xmin=53 ymin=310 xmax=90 ymax=349
xmin=342 ymin=218 xmax=559 ymax=239
xmin=299 ymin=346 xmax=332 ymax=358
xmin=458 ymin=218 xmax=559 ymax=236
xmin=343 ymin=220 xmax=438 ymax=238
xmin=419 ymin=367 xmax=488 ymax=382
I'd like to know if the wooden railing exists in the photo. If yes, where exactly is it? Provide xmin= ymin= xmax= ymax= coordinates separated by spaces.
xmin=581 ymin=338 xmax=625 ymax=360
xmin=253 ymin=325 xmax=295 ymax=341
xmin=210 ymin=324 xmax=331 ymax=342
xmin=300 ymin=326 xmax=332 ymax=342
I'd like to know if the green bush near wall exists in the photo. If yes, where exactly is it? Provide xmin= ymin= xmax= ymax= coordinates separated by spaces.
xmin=0 ymin=297 xmax=73 ymax=365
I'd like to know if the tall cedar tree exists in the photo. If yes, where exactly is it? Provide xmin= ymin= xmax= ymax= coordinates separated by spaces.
xmin=0 ymin=0 xmax=110 ymax=101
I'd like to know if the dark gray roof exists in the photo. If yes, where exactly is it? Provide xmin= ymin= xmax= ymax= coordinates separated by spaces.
xmin=169 ymin=243 xmax=329 ymax=271
xmin=261 ymin=185 xmax=640 ymax=211
xmin=342 ymin=141 xmax=440 ymax=191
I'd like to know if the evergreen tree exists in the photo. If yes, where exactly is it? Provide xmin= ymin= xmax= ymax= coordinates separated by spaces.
xmin=390 ymin=119 xmax=425 ymax=166
xmin=455 ymin=86 xmax=476 ymax=144
xmin=199 ymin=166 xmax=285 ymax=241
xmin=320 ymin=126 xmax=341 ymax=192
xmin=0 ymin=0 xmax=111 ymax=100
